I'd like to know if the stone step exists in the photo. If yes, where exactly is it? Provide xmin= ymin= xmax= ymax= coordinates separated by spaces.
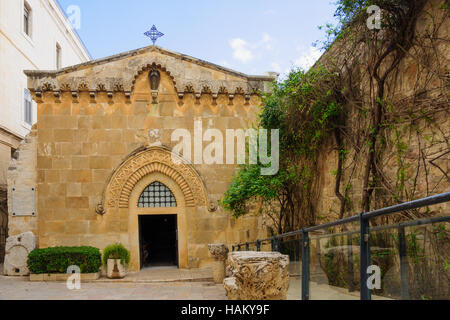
xmin=95 ymin=276 xmax=214 ymax=284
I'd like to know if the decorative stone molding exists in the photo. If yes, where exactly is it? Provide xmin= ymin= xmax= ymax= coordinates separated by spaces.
xmin=104 ymin=147 xmax=208 ymax=210
xmin=24 ymin=46 xmax=276 ymax=102
xmin=208 ymin=200 xmax=218 ymax=213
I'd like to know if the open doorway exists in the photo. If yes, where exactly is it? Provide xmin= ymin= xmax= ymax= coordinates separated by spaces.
xmin=139 ymin=215 xmax=178 ymax=268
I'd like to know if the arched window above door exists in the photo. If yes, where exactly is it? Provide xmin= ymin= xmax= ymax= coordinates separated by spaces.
xmin=138 ymin=181 xmax=177 ymax=208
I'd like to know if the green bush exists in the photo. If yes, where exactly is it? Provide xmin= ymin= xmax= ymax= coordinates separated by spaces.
xmin=102 ymin=243 xmax=130 ymax=267
xmin=27 ymin=246 xmax=102 ymax=274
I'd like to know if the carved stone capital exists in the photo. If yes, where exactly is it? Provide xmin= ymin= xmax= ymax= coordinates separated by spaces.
xmin=208 ymin=244 xmax=229 ymax=261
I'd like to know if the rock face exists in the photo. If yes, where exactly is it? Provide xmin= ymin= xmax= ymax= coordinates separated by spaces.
xmin=224 ymin=251 xmax=290 ymax=300
xmin=208 ymin=244 xmax=229 ymax=284
xmin=3 ymin=232 xmax=36 ymax=276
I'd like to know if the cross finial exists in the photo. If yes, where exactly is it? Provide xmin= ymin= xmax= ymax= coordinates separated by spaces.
xmin=144 ymin=25 xmax=164 ymax=45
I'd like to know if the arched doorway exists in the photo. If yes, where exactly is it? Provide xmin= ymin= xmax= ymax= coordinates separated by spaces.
xmin=137 ymin=181 xmax=178 ymax=268
xmin=128 ymin=172 xmax=187 ymax=271
xmin=102 ymin=147 xmax=209 ymax=271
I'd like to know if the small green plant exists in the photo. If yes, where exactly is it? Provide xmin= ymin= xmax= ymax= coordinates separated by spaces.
xmin=102 ymin=243 xmax=130 ymax=267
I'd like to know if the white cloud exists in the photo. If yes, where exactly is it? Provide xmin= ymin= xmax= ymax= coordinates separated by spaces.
xmin=294 ymin=46 xmax=323 ymax=71
xmin=261 ymin=33 xmax=273 ymax=50
xmin=230 ymin=38 xmax=254 ymax=63
xmin=229 ymin=33 xmax=275 ymax=64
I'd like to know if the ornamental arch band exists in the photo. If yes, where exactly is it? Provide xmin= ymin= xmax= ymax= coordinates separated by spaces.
xmin=7 ymin=46 xmax=275 ymax=271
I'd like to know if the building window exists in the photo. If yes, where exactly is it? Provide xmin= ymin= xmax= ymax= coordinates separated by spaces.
xmin=138 ymin=182 xmax=177 ymax=208
xmin=24 ymin=2 xmax=32 ymax=37
xmin=24 ymin=89 xmax=33 ymax=125
xmin=56 ymin=43 xmax=62 ymax=69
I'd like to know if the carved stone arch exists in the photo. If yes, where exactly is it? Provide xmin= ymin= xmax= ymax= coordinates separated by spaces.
xmin=131 ymin=61 xmax=179 ymax=93
xmin=104 ymin=147 xmax=208 ymax=210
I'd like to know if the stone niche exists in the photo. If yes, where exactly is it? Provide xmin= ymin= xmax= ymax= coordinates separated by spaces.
xmin=224 ymin=251 xmax=290 ymax=300
xmin=3 ymin=231 xmax=36 ymax=276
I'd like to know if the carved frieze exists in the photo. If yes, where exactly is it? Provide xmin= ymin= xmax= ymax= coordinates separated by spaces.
xmin=104 ymin=147 xmax=208 ymax=209
xmin=24 ymin=46 xmax=276 ymax=102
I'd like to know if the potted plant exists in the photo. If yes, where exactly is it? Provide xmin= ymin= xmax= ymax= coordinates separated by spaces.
xmin=102 ymin=243 xmax=130 ymax=279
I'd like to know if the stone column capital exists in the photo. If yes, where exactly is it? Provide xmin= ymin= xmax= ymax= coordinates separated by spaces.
xmin=208 ymin=244 xmax=229 ymax=261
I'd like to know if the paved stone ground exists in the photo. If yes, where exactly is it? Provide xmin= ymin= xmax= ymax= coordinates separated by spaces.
xmin=0 ymin=276 xmax=227 ymax=300
xmin=0 ymin=264 xmax=391 ymax=300
xmin=288 ymin=277 xmax=392 ymax=300
xmin=0 ymin=265 xmax=226 ymax=300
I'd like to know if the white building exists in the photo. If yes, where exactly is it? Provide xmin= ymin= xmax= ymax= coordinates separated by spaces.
xmin=0 ymin=0 xmax=90 ymax=259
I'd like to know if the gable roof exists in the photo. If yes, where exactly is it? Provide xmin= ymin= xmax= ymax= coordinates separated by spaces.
xmin=25 ymin=46 xmax=277 ymax=96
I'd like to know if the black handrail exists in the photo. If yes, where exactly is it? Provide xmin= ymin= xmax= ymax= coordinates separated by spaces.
xmin=230 ymin=192 xmax=450 ymax=300
xmin=233 ymin=192 xmax=450 ymax=247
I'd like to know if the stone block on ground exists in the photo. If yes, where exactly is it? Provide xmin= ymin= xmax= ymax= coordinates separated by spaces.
xmin=3 ymin=231 xmax=36 ymax=276
xmin=223 ymin=251 xmax=290 ymax=300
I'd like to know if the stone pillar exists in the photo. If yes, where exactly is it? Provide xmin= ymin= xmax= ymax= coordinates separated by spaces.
xmin=223 ymin=251 xmax=290 ymax=300
xmin=4 ymin=231 xmax=36 ymax=276
xmin=208 ymin=244 xmax=229 ymax=284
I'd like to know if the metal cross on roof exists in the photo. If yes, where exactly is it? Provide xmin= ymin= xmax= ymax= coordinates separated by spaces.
xmin=144 ymin=25 xmax=164 ymax=45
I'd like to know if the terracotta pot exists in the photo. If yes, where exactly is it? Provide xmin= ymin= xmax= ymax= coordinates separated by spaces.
xmin=106 ymin=259 xmax=126 ymax=279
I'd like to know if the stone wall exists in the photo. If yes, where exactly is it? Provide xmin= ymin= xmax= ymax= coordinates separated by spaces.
xmin=7 ymin=128 xmax=38 ymax=240
xmin=313 ymin=0 xmax=449 ymax=223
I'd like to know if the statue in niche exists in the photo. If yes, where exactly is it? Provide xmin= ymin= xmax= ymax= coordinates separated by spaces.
xmin=148 ymin=69 xmax=161 ymax=104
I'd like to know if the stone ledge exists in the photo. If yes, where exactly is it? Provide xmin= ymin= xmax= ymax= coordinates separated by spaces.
xmin=29 ymin=272 xmax=100 ymax=282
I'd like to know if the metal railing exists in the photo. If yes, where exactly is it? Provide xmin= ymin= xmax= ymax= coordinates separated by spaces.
xmin=231 ymin=192 xmax=450 ymax=300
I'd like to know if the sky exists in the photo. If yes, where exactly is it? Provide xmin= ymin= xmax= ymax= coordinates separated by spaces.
xmin=57 ymin=0 xmax=338 ymax=77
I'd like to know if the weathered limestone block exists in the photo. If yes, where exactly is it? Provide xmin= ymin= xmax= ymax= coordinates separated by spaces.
xmin=4 ymin=231 xmax=36 ymax=276
xmin=208 ymin=244 xmax=229 ymax=284
xmin=224 ymin=251 xmax=290 ymax=300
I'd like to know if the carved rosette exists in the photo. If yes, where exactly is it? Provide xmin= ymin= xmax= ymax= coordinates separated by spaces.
xmin=105 ymin=147 xmax=208 ymax=209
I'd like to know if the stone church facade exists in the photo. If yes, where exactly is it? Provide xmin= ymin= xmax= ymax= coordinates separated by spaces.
xmin=7 ymin=46 xmax=275 ymax=271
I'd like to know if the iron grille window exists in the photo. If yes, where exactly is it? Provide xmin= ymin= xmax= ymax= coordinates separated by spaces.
xmin=24 ymin=89 xmax=32 ymax=125
xmin=138 ymin=181 xmax=177 ymax=208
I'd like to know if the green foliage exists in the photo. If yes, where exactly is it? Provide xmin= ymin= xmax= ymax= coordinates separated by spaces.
xmin=27 ymin=246 xmax=101 ymax=274
xmin=221 ymin=66 xmax=344 ymax=229
xmin=102 ymin=243 xmax=130 ymax=267
xmin=261 ymin=66 xmax=343 ymax=158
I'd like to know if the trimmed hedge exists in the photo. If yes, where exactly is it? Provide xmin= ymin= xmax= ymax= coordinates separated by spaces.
xmin=27 ymin=246 xmax=102 ymax=274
